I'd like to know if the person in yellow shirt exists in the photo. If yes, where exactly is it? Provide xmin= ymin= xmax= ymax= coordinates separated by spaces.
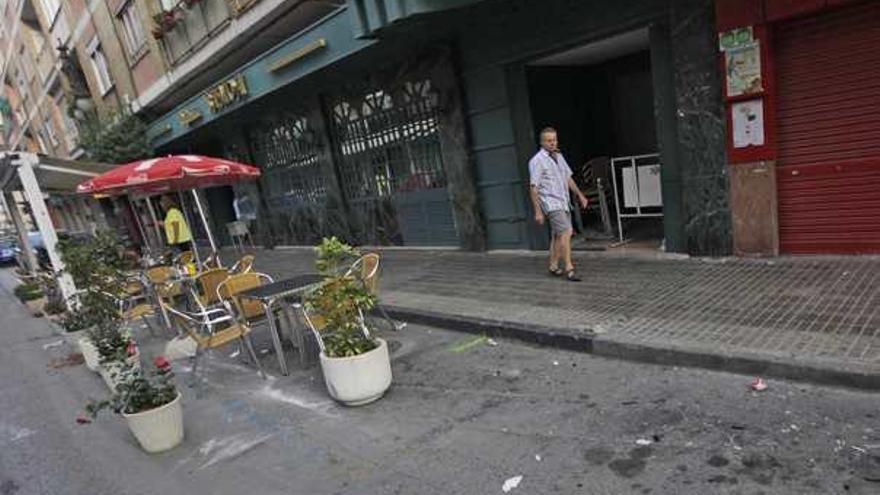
xmin=159 ymin=195 xmax=192 ymax=254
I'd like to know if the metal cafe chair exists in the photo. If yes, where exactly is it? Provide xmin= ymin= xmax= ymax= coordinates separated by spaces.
xmin=192 ymin=267 xmax=230 ymax=311
xmin=159 ymin=298 xmax=265 ymax=381
xmin=216 ymin=272 xmax=280 ymax=374
xmin=345 ymin=253 xmax=406 ymax=331
xmin=229 ymin=254 xmax=255 ymax=275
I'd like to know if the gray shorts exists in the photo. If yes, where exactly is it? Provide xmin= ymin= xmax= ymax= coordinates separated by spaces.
xmin=547 ymin=210 xmax=572 ymax=237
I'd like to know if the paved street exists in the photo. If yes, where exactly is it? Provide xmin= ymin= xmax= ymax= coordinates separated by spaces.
xmin=243 ymin=248 xmax=880 ymax=387
xmin=2 ymin=268 xmax=880 ymax=495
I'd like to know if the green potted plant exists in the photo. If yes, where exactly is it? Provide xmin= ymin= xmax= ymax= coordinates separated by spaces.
xmin=58 ymin=233 xmax=136 ymax=375
xmin=85 ymin=356 xmax=183 ymax=453
xmin=89 ymin=322 xmax=140 ymax=390
xmin=305 ymin=237 xmax=392 ymax=406
xmin=14 ymin=281 xmax=46 ymax=316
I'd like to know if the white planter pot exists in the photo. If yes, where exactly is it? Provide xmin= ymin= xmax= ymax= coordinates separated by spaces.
xmin=122 ymin=392 xmax=184 ymax=453
xmin=64 ymin=327 xmax=93 ymax=345
xmin=98 ymin=353 xmax=141 ymax=391
xmin=78 ymin=337 xmax=100 ymax=371
xmin=319 ymin=338 xmax=392 ymax=406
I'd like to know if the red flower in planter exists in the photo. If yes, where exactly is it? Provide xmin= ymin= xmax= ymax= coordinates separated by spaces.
xmin=153 ymin=355 xmax=171 ymax=371
xmin=127 ymin=341 xmax=138 ymax=357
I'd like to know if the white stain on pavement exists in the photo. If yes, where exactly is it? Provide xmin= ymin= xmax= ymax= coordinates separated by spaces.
xmin=256 ymin=383 xmax=338 ymax=418
xmin=0 ymin=423 xmax=36 ymax=443
xmin=188 ymin=433 xmax=275 ymax=471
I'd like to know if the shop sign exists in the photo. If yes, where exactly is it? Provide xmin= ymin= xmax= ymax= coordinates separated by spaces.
xmin=204 ymin=74 xmax=249 ymax=113
xmin=178 ymin=109 xmax=202 ymax=127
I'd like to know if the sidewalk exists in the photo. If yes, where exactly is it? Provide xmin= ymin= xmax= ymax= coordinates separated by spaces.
xmin=244 ymin=248 xmax=880 ymax=389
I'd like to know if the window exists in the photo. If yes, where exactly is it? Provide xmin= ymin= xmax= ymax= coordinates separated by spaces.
xmin=87 ymin=38 xmax=113 ymax=95
xmin=19 ymin=47 xmax=33 ymax=82
xmin=39 ymin=0 xmax=61 ymax=26
xmin=54 ymin=91 xmax=79 ymax=149
xmin=35 ymin=129 xmax=49 ymax=153
xmin=118 ymin=1 xmax=146 ymax=58
xmin=159 ymin=0 xmax=177 ymax=10
xmin=43 ymin=118 xmax=59 ymax=147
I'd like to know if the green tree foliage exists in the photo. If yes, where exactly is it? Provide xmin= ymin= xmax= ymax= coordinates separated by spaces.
xmin=78 ymin=111 xmax=151 ymax=164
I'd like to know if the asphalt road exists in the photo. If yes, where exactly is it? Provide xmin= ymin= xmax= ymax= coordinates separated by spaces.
xmin=0 ymin=269 xmax=878 ymax=495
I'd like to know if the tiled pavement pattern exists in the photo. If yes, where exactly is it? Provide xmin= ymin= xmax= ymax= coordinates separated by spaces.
xmin=244 ymin=248 xmax=880 ymax=375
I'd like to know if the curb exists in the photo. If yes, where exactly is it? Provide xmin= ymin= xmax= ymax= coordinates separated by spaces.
xmin=380 ymin=305 xmax=880 ymax=391
xmin=381 ymin=305 xmax=593 ymax=352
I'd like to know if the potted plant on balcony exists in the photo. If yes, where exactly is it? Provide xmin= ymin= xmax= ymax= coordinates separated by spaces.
xmin=86 ymin=356 xmax=183 ymax=453
xmin=304 ymin=237 xmax=392 ymax=406
xmin=151 ymin=8 xmax=182 ymax=38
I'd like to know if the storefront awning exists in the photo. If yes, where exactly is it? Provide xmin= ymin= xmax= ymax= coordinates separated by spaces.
xmin=0 ymin=153 xmax=114 ymax=193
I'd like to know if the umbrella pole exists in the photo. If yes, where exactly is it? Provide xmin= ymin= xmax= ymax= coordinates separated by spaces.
xmin=177 ymin=191 xmax=201 ymax=268
xmin=145 ymin=197 xmax=164 ymax=250
xmin=191 ymin=189 xmax=220 ymax=266
xmin=127 ymin=197 xmax=150 ymax=256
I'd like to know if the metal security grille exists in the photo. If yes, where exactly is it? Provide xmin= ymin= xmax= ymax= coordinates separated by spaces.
xmin=329 ymin=80 xmax=459 ymax=246
xmin=775 ymin=1 xmax=880 ymax=254
xmin=332 ymin=81 xmax=446 ymax=198
xmin=249 ymin=113 xmax=328 ymax=210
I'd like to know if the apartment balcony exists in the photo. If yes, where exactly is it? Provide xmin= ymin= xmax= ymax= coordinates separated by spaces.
xmin=156 ymin=0 xmax=236 ymax=67
xmin=141 ymin=0 xmax=340 ymax=115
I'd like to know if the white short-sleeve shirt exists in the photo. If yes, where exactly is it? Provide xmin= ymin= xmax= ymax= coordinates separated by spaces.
xmin=529 ymin=148 xmax=573 ymax=213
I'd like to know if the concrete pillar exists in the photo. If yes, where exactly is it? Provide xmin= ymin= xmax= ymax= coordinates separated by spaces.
xmin=15 ymin=154 xmax=77 ymax=304
xmin=2 ymin=191 xmax=37 ymax=275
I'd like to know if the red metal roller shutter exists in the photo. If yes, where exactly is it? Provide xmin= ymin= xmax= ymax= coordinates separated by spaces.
xmin=775 ymin=1 xmax=880 ymax=254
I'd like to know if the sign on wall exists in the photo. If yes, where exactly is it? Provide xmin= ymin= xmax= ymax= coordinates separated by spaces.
xmin=719 ymin=27 xmax=753 ymax=51
xmin=732 ymin=99 xmax=765 ymax=148
xmin=726 ymin=42 xmax=762 ymax=96
xmin=204 ymin=74 xmax=249 ymax=113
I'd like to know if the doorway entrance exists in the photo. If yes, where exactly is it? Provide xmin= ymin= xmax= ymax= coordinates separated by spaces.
xmin=525 ymin=28 xmax=664 ymax=251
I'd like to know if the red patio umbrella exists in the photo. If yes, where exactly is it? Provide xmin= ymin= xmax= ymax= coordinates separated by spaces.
xmin=77 ymin=155 xmax=261 ymax=256
xmin=76 ymin=154 xmax=260 ymax=195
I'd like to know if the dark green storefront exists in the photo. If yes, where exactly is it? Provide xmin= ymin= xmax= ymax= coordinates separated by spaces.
xmin=149 ymin=0 xmax=732 ymax=256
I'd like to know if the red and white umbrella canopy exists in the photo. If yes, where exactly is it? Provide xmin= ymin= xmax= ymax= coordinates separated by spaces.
xmin=77 ymin=155 xmax=260 ymax=196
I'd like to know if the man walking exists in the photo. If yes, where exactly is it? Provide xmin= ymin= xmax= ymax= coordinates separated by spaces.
xmin=529 ymin=127 xmax=589 ymax=282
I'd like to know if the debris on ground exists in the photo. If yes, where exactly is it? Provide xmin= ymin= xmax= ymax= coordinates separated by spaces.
xmin=486 ymin=338 xmax=499 ymax=347
xmin=449 ymin=335 xmax=488 ymax=353
xmin=535 ymin=454 xmax=542 ymax=462
xmin=229 ymin=350 xmax=241 ymax=358
xmin=636 ymin=438 xmax=653 ymax=446
xmin=47 ymin=352 xmax=85 ymax=369
xmin=42 ymin=340 xmax=63 ymax=350
xmin=502 ymin=475 xmax=523 ymax=492
xmin=750 ymin=377 xmax=768 ymax=391
xmin=552 ymin=360 xmax=560 ymax=366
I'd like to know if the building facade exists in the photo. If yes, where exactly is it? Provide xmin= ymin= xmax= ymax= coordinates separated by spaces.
xmin=9 ymin=0 xmax=877 ymax=257
xmin=144 ymin=0 xmax=734 ymax=256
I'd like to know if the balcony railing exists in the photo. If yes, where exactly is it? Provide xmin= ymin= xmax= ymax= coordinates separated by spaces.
xmin=156 ymin=0 xmax=238 ymax=66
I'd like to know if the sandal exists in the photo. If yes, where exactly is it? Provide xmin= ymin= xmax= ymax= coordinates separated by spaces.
xmin=549 ymin=267 xmax=564 ymax=277
xmin=565 ymin=270 xmax=581 ymax=282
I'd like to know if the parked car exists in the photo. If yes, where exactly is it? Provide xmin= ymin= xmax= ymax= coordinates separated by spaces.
xmin=14 ymin=232 xmax=49 ymax=270
xmin=0 ymin=239 xmax=16 ymax=265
